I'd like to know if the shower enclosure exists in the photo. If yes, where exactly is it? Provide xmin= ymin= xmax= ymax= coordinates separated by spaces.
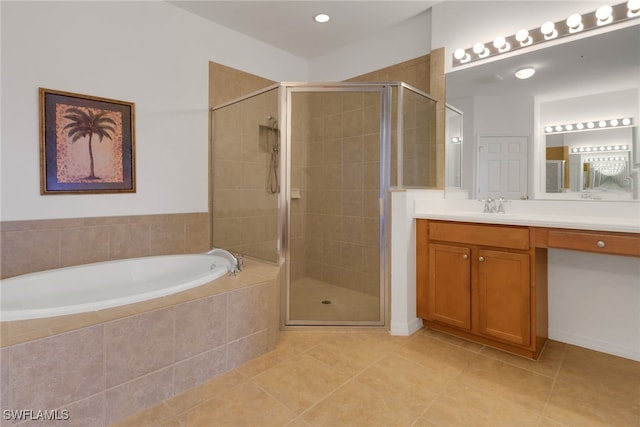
xmin=211 ymin=82 xmax=437 ymax=327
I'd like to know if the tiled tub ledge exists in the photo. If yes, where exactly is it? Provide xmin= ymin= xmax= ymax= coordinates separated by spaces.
xmin=0 ymin=258 xmax=280 ymax=427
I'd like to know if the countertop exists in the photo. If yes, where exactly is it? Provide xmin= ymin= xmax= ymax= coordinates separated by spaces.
xmin=413 ymin=199 xmax=640 ymax=234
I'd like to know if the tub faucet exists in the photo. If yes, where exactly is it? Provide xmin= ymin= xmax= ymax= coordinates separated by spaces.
xmin=207 ymin=248 xmax=242 ymax=275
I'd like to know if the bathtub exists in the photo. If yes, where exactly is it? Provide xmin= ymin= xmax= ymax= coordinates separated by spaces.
xmin=0 ymin=253 xmax=233 ymax=321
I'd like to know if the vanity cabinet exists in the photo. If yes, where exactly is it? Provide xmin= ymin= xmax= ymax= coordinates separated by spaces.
xmin=416 ymin=219 xmax=548 ymax=359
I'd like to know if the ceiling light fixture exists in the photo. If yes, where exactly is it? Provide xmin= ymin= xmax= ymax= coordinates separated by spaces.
xmin=514 ymin=66 xmax=535 ymax=79
xmin=314 ymin=13 xmax=330 ymax=23
xmin=452 ymin=2 xmax=640 ymax=67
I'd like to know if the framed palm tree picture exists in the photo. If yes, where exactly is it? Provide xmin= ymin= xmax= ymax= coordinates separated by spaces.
xmin=39 ymin=88 xmax=136 ymax=194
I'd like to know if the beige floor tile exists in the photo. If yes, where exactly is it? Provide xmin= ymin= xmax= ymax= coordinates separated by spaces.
xmin=544 ymin=379 xmax=640 ymax=427
xmin=391 ymin=333 xmax=478 ymax=381
xmin=253 ymin=353 xmax=350 ymax=414
xmin=305 ymin=332 xmax=389 ymax=376
xmin=416 ymin=383 xmax=540 ymax=427
xmin=418 ymin=327 xmax=485 ymax=353
xmin=558 ymin=344 xmax=640 ymax=407
xmin=357 ymin=354 xmax=446 ymax=398
xmin=181 ymin=381 xmax=297 ymax=427
xmin=237 ymin=337 xmax=303 ymax=377
xmin=277 ymin=330 xmax=333 ymax=353
xmin=284 ymin=417 xmax=312 ymax=427
xmin=354 ymin=354 xmax=439 ymax=416
xmin=457 ymin=354 xmax=554 ymax=412
xmin=164 ymin=370 xmax=248 ymax=416
xmin=478 ymin=339 xmax=567 ymax=379
xmin=303 ymin=379 xmax=426 ymax=427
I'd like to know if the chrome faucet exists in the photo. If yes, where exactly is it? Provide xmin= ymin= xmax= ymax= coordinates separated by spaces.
xmin=483 ymin=197 xmax=495 ymax=213
xmin=207 ymin=248 xmax=242 ymax=275
xmin=482 ymin=196 xmax=507 ymax=214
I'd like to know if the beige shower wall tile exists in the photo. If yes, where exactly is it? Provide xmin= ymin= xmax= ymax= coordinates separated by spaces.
xmin=185 ymin=220 xmax=210 ymax=253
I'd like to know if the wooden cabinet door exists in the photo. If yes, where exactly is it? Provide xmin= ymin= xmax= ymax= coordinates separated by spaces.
xmin=428 ymin=243 xmax=471 ymax=330
xmin=476 ymin=249 xmax=530 ymax=346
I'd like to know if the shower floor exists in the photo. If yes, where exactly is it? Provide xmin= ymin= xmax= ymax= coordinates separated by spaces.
xmin=288 ymin=277 xmax=380 ymax=323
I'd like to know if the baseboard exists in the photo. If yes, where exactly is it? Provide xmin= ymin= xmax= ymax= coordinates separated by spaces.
xmin=390 ymin=317 xmax=423 ymax=336
xmin=549 ymin=328 xmax=640 ymax=361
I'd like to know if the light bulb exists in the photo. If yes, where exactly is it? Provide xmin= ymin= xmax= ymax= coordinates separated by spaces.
xmin=629 ymin=0 xmax=640 ymax=17
xmin=596 ymin=5 xmax=613 ymax=25
xmin=622 ymin=145 xmax=629 ymax=150
xmin=622 ymin=118 xmax=631 ymax=125
xmin=555 ymin=125 xmax=563 ymax=132
xmin=576 ymin=123 xmax=585 ymax=130
xmin=545 ymin=126 xmax=553 ymax=133
xmin=598 ymin=120 xmax=607 ymax=127
xmin=610 ymin=119 xmax=619 ymax=126
xmin=515 ymin=29 xmax=532 ymax=46
xmin=565 ymin=124 xmax=573 ymax=131
xmin=473 ymin=42 xmax=489 ymax=57
xmin=454 ymin=48 xmax=466 ymax=60
xmin=566 ymin=14 xmax=583 ymax=33
xmin=587 ymin=122 xmax=595 ymax=129
xmin=540 ymin=21 xmax=557 ymax=39
xmin=493 ymin=36 xmax=510 ymax=53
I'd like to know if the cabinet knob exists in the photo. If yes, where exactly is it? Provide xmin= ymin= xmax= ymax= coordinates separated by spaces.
xmin=596 ymin=240 xmax=606 ymax=248
xmin=478 ymin=256 xmax=485 ymax=262
xmin=463 ymin=254 xmax=469 ymax=260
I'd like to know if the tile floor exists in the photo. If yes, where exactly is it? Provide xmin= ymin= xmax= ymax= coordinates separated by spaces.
xmin=289 ymin=278 xmax=380 ymax=322
xmin=114 ymin=328 xmax=640 ymax=427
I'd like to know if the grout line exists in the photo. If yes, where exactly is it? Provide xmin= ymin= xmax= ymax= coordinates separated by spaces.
xmin=536 ymin=342 xmax=569 ymax=426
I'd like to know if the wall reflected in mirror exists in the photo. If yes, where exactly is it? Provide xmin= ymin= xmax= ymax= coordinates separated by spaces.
xmin=445 ymin=22 xmax=640 ymax=201
xmin=445 ymin=104 xmax=464 ymax=192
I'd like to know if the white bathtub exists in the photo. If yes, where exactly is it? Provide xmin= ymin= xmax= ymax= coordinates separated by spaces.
xmin=0 ymin=253 xmax=232 ymax=321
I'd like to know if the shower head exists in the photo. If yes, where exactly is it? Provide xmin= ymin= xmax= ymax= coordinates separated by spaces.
xmin=267 ymin=115 xmax=278 ymax=130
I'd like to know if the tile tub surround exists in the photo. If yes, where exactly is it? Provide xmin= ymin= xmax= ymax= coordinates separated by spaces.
xmin=0 ymin=213 xmax=211 ymax=279
xmin=0 ymin=258 xmax=279 ymax=426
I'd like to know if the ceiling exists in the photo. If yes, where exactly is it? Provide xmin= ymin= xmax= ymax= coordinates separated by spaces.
xmin=169 ymin=0 xmax=439 ymax=59
xmin=169 ymin=1 xmax=639 ymax=101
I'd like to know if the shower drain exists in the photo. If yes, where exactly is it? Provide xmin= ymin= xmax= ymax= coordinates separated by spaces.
xmin=321 ymin=300 xmax=332 ymax=305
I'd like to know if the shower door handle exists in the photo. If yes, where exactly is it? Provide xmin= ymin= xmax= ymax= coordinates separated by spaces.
xmin=379 ymin=198 xmax=384 ymax=216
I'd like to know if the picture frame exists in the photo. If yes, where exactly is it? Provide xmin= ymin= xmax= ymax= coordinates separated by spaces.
xmin=39 ymin=88 xmax=136 ymax=194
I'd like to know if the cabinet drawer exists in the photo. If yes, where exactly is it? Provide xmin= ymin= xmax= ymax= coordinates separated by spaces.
xmin=547 ymin=230 xmax=640 ymax=257
xmin=429 ymin=221 xmax=529 ymax=250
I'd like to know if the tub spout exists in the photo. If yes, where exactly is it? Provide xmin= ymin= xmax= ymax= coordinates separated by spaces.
xmin=207 ymin=248 xmax=242 ymax=275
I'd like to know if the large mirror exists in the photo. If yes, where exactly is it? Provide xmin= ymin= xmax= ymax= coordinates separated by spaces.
xmin=445 ymin=23 xmax=640 ymax=201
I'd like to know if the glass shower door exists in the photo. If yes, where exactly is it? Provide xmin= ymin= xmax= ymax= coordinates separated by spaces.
xmin=285 ymin=85 xmax=388 ymax=326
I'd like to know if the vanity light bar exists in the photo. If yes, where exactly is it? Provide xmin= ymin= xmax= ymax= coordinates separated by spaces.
xmin=452 ymin=2 xmax=639 ymax=67
xmin=571 ymin=145 xmax=630 ymax=153
xmin=545 ymin=117 xmax=633 ymax=134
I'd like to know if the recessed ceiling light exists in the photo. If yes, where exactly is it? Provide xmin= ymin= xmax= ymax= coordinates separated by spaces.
xmin=514 ymin=67 xmax=535 ymax=79
xmin=314 ymin=13 xmax=330 ymax=23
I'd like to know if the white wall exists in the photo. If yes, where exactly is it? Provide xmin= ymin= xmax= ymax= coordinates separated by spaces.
xmin=309 ymin=9 xmax=432 ymax=82
xmin=0 ymin=1 xmax=307 ymax=221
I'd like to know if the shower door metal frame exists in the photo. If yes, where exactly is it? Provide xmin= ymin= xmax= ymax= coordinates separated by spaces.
xmin=280 ymin=82 xmax=392 ymax=327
